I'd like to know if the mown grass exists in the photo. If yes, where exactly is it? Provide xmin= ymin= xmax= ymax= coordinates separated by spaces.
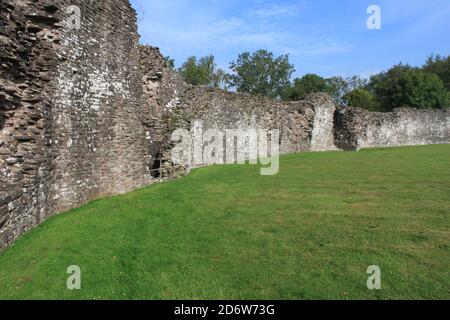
xmin=0 ymin=145 xmax=449 ymax=300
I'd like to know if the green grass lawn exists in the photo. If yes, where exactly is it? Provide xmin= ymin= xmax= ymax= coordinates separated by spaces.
xmin=0 ymin=145 xmax=449 ymax=300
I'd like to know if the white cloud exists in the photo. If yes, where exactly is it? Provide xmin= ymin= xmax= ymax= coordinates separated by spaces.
xmin=249 ymin=3 xmax=310 ymax=19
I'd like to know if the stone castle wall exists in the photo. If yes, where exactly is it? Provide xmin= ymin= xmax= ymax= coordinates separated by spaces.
xmin=1 ymin=0 xmax=62 ymax=248
xmin=1 ymin=1 xmax=449 ymax=249
xmin=0 ymin=0 xmax=153 ymax=249
xmin=139 ymin=46 xmax=449 ymax=159
xmin=139 ymin=45 xmax=340 ymax=166
xmin=48 ymin=0 xmax=152 ymax=213
xmin=334 ymin=107 xmax=450 ymax=151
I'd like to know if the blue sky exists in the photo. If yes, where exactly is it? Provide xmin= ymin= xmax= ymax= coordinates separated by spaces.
xmin=130 ymin=0 xmax=450 ymax=79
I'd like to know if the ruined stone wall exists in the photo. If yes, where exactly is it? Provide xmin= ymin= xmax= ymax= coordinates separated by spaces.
xmin=48 ymin=0 xmax=152 ymax=213
xmin=139 ymin=45 xmax=339 ymax=169
xmin=0 ymin=0 xmax=152 ymax=249
xmin=140 ymin=46 xmax=449 ymax=160
xmin=334 ymin=107 xmax=450 ymax=151
xmin=1 ymin=0 xmax=61 ymax=248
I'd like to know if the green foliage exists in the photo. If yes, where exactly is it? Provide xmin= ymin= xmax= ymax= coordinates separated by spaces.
xmin=369 ymin=64 xmax=449 ymax=111
xmin=325 ymin=76 xmax=349 ymax=101
xmin=210 ymin=66 xmax=227 ymax=89
xmin=423 ymin=55 xmax=450 ymax=90
xmin=176 ymin=51 xmax=450 ymax=111
xmin=178 ymin=56 xmax=205 ymax=86
xmin=178 ymin=55 xmax=226 ymax=88
xmin=227 ymin=50 xmax=295 ymax=99
xmin=0 ymin=145 xmax=449 ymax=299
xmin=282 ymin=74 xmax=368 ymax=102
xmin=280 ymin=54 xmax=450 ymax=111
xmin=345 ymin=75 xmax=369 ymax=93
xmin=164 ymin=56 xmax=175 ymax=70
xmin=281 ymin=74 xmax=370 ymax=102
xmin=283 ymin=74 xmax=327 ymax=101
xmin=343 ymin=88 xmax=381 ymax=111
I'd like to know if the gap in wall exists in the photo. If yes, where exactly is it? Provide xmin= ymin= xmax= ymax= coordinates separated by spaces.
xmin=0 ymin=112 xmax=5 ymax=131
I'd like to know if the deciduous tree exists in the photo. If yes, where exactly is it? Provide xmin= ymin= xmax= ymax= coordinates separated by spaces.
xmin=227 ymin=50 xmax=295 ymax=99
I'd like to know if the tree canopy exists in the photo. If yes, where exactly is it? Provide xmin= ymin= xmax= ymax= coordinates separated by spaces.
xmin=226 ymin=50 xmax=295 ymax=99
xmin=176 ymin=50 xmax=450 ymax=111
xmin=164 ymin=56 xmax=175 ymax=70
xmin=178 ymin=55 xmax=226 ymax=88
xmin=369 ymin=64 xmax=449 ymax=111
xmin=284 ymin=74 xmax=329 ymax=101
xmin=423 ymin=55 xmax=450 ymax=91
xmin=343 ymin=88 xmax=380 ymax=111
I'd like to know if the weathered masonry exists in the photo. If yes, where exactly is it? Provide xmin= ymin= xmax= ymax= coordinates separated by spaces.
xmin=1 ymin=0 xmax=449 ymax=249
xmin=0 ymin=0 xmax=152 ymax=248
